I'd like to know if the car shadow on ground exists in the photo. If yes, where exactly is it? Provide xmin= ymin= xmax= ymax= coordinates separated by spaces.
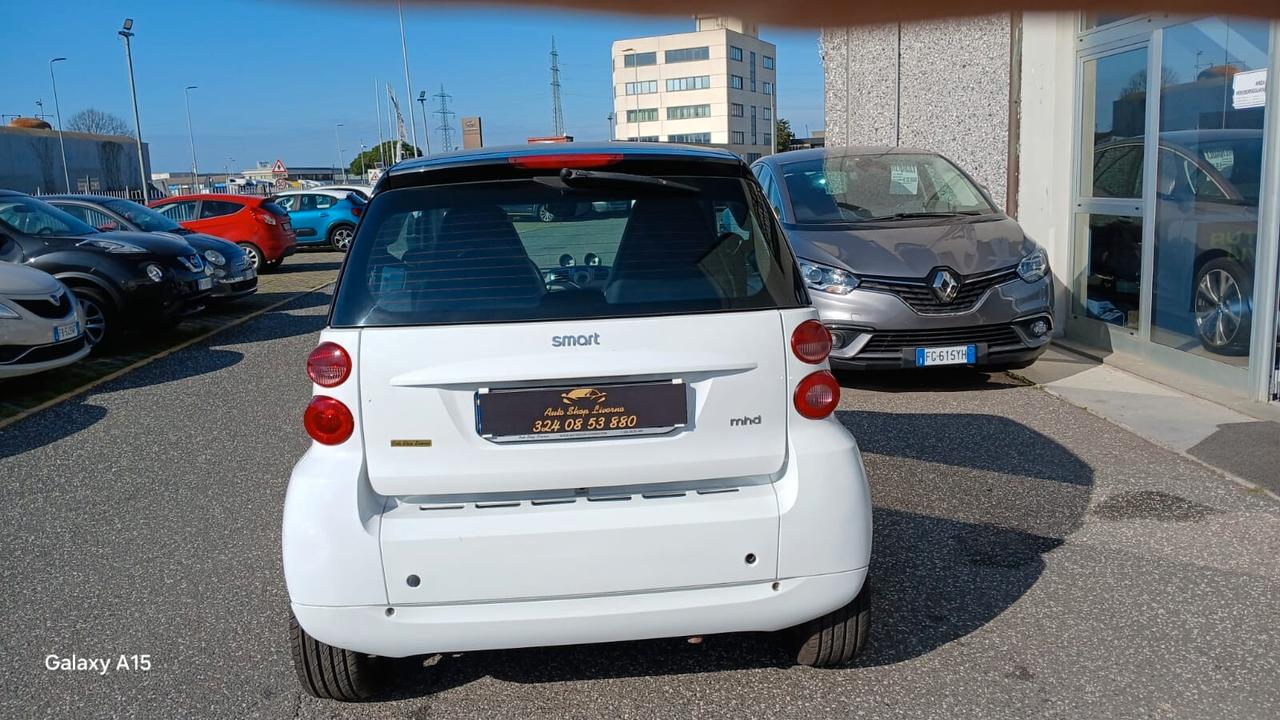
xmin=836 ymin=368 xmax=1030 ymax=394
xmin=271 ymin=259 xmax=343 ymax=275
xmin=354 ymin=410 xmax=1094 ymax=700
xmin=0 ymin=398 xmax=107 ymax=460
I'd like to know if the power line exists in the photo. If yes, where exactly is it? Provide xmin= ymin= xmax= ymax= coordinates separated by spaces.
xmin=550 ymin=36 xmax=565 ymax=137
xmin=432 ymin=84 xmax=456 ymax=152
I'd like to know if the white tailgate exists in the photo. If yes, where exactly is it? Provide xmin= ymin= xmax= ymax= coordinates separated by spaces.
xmin=358 ymin=311 xmax=787 ymax=496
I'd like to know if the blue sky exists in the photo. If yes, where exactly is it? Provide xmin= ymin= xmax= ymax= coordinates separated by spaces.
xmin=0 ymin=1 xmax=824 ymax=173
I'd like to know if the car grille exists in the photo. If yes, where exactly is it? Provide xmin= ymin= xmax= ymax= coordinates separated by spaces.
xmin=0 ymin=336 xmax=87 ymax=365
xmin=859 ymin=268 xmax=1019 ymax=314
xmin=11 ymin=293 xmax=73 ymax=320
xmin=861 ymin=324 xmax=1023 ymax=355
xmin=177 ymin=254 xmax=206 ymax=273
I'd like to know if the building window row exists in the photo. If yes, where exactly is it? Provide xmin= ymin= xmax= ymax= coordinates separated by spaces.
xmin=623 ymin=51 xmax=658 ymax=67
xmin=667 ymin=133 xmax=712 ymax=144
xmin=624 ymin=80 xmax=658 ymax=95
xmin=730 ymin=103 xmax=744 ymax=117
xmin=627 ymin=136 xmax=660 ymax=142
xmin=730 ymin=131 xmax=746 ymax=144
xmin=667 ymin=104 xmax=711 ymax=120
xmin=763 ymin=81 xmax=773 ymax=96
xmin=729 ymin=45 xmax=743 ymax=61
xmin=762 ymin=55 xmax=775 ymax=70
xmin=730 ymin=75 xmax=744 ymax=90
xmin=626 ymin=108 xmax=659 ymax=123
xmin=762 ymin=106 xmax=771 ymax=121
xmin=664 ymin=46 xmax=709 ymax=63
xmin=666 ymin=75 xmax=710 ymax=92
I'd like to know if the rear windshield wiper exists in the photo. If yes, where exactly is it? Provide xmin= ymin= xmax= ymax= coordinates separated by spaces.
xmin=548 ymin=168 xmax=700 ymax=194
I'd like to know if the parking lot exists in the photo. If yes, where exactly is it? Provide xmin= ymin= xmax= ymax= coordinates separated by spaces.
xmin=1 ymin=257 xmax=1277 ymax=719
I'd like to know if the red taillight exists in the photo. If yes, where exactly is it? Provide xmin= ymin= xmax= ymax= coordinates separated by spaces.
xmin=351 ymin=206 xmax=364 ymax=218
xmin=304 ymin=396 xmax=355 ymax=445
xmin=253 ymin=210 xmax=277 ymax=225
xmin=509 ymin=153 xmax=623 ymax=170
xmin=791 ymin=320 xmax=833 ymax=363
xmin=307 ymin=341 xmax=351 ymax=387
xmin=794 ymin=371 xmax=840 ymax=419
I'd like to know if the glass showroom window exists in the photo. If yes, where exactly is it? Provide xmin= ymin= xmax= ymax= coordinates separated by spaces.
xmin=665 ymin=47 xmax=709 ymax=63
xmin=626 ymin=108 xmax=658 ymax=123
xmin=1149 ymin=17 xmax=1271 ymax=365
xmin=667 ymin=105 xmax=711 ymax=120
xmin=623 ymin=52 xmax=657 ymax=67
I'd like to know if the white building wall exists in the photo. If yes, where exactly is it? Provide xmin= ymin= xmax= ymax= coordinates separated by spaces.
xmin=612 ymin=25 xmax=776 ymax=159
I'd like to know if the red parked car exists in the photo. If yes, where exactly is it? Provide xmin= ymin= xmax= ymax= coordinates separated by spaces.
xmin=148 ymin=194 xmax=297 ymax=272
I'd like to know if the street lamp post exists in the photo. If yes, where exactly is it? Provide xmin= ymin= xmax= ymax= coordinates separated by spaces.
xmin=49 ymin=58 xmax=70 ymax=193
xmin=416 ymin=91 xmax=430 ymax=154
xmin=358 ymin=142 xmax=367 ymax=179
xmin=334 ymin=123 xmax=345 ymax=182
xmin=118 ymin=18 xmax=149 ymax=201
xmin=183 ymin=85 xmax=199 ymax=191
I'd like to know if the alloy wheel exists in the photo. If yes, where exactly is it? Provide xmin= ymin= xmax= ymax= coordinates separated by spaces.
xmin=332 ymin=227 xmax=354 ymax=251
xmin=1194 ymin=268 xmax=1245 ymax=349
xmin=78 ymin=297 xmax=107 ymax=347
xmin=538 ymin=205 xmax=556 ymax=223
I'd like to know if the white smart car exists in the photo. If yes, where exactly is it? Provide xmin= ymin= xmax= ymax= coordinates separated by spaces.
xmin=283 ymin=144 xmax=873 ymax=701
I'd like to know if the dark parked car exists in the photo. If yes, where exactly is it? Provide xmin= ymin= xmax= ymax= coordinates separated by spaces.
xmin=752 ymin=147 xmax=1054 ymax=371
xmin=43 ymin=195 xmax=257 ymax=301
xmin=0 ymin=191 xmax=213 ymax=348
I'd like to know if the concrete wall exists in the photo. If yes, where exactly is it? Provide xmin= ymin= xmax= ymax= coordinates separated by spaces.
xmin=820 ymin=15 xmax=1013 ymax=209
xmin=0 ymin=126 xmax=152 ymax=195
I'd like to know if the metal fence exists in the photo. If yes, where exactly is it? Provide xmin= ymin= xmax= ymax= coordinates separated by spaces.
xmin=32 ymin=187 xmax=149 ymax=201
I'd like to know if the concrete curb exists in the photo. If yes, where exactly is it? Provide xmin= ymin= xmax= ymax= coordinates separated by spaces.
xmin=1009 ymin=368 xmax=1280 ymax=504
xmin=0 ymin=280 xmax=334 ymax=433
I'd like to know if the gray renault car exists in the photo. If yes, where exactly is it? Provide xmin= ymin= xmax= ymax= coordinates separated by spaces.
xmin=752 ymin=147 xmax=1054 ymax=370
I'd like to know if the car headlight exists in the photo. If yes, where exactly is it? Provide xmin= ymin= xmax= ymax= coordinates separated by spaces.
xmin=0 ymin=301 xmax=20 ymax=319
xmin=203 ymin=249 xmax=226 ymax=266
xmin=1017 ymin=246 xmax=1049 ymax=283
xmin=798 ymin=259 xmax=860 ymax=295
xmin=77 ymin=238 xmax=148 ymax=254
xmin=145 ymin=264 xmax=165 ymax=283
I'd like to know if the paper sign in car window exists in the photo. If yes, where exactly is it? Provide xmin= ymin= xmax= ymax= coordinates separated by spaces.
xmin=890 ymin=164 xmax=919 ymax=195
xmin=1202 ymin=148 xmax=1235 ymax=176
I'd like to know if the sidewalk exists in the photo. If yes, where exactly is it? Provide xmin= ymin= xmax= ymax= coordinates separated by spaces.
xmin=1014 ymin=344 xmax=1280 ymax=499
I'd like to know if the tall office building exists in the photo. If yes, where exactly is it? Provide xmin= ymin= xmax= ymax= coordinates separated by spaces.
xmin=612 ymin=16 xmax=777 ymax=161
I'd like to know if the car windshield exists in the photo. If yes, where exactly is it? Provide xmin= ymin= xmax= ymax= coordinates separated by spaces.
xmin=102 ymin=198 xmax=183 ymax=232
xmin=331 ymin=175 xmax=804 ymax=327
xmin=779 ymin=153 xmax=996 ymax=224
xmin=0 ymin=196 xmax=98 ymax=237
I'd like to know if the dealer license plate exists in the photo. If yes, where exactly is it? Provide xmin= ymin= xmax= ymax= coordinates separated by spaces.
xmin=915 ymin=345 xmax=976 ymax=367
xmin=476 ymin=381 xmax=687 ymax=442
xmin=53 ymin=321 xmax=80 ymax=342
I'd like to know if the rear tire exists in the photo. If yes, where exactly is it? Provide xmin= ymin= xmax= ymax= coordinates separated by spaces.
xmin=289 ymin=613 xmax=384 ymax=702
xmin=265 ymin=257 xmax=285 ymax=271
xmin=328 ymin=224 xmax=355 ymax=252
xmin=781 ymin=580 xmax=870 ymax=668
xmin=238 ymin=243 xmax=264 ymax=272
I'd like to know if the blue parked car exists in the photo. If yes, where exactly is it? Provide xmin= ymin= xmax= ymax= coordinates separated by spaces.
xmin=268 ymin=190 xmax=365 ymax=252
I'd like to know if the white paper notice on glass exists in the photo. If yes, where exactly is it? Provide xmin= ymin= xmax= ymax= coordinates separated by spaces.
xmin=1232 ymin=68 xmax=1267 ymax=110
xmin=890 ymin=164 xmax=919 ymax=195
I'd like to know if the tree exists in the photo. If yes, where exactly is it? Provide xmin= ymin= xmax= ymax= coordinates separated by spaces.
xmin=775 ymin=118 xmax=795 ymax=153
xmin=1120 ymin=67 xmax=1180 ymax=97
xmin=348 ymin=140 xmax=422 ymax=176
xmin=66 ymin=108 xmax=133 ymax=137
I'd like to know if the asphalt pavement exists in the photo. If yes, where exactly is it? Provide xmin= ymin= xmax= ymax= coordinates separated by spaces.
xmin=1 ymin=291 xmax=1277 ymax=719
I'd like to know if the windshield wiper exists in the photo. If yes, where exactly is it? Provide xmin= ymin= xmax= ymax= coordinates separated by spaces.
xmin=551 ymin=168 xmax=700 ymax=194
xmin=857 ymin=210 xmax=987 ymax=222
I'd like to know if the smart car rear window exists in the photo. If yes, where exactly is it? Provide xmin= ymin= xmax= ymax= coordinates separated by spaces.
xmin=330 ymin=176 xmax=805 ymax=327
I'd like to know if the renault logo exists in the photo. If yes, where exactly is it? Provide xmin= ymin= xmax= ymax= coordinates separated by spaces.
xmin=930 ymin=269 xmax=961 ymax=303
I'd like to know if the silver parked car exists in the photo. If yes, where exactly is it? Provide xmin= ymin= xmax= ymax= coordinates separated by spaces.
xmin=0 ymin=262 xmax=89 ymax=378
xmin=752 ymin=147 xmax=1054 ymax=370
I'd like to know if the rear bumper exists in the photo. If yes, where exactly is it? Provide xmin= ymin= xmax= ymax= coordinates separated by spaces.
xmin=293 ymin=568 xmax=867 ymax=657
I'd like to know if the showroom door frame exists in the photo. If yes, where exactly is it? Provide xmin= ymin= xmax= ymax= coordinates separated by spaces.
xmin=1070 ymin=14 xmax=1280 ymax=402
